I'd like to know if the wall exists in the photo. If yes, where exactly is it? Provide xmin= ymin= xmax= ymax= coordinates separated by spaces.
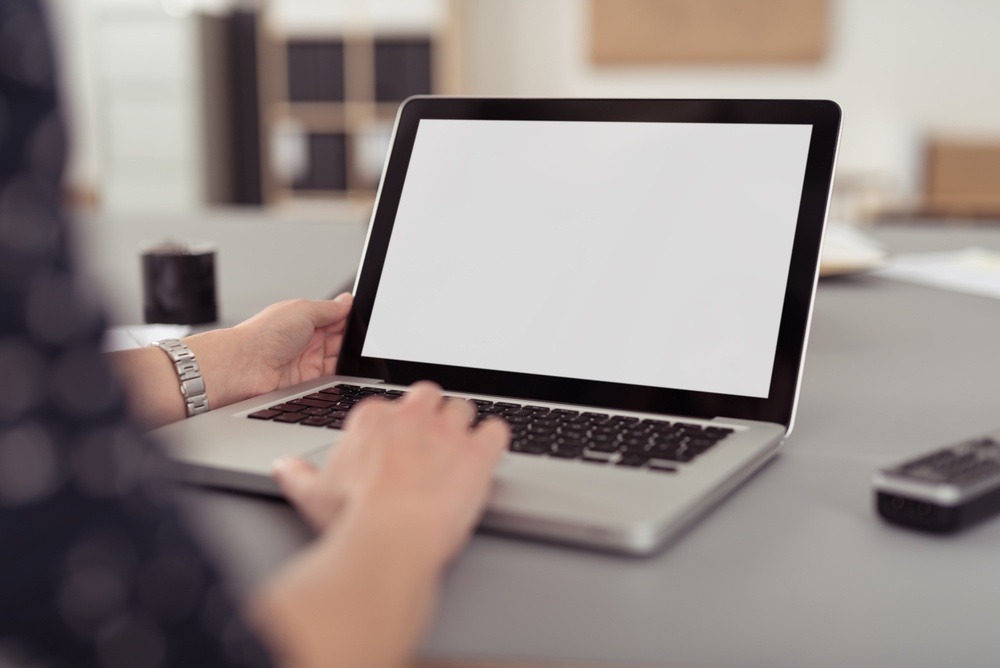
xmin=46 ymin=0 xmax=1000 ymax=211
xmin=457 ymin=0 xmax=1000 ymax=208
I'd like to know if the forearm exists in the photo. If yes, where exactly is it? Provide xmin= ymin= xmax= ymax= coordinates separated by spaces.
xmin=107 ymin=328 xmax=253 ymax=429
xmin=252 ymin=513 xmax=442 ymax=668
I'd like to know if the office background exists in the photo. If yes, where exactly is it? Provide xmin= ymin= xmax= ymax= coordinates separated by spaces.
xmin=43 ymin=0 xmax=1000 ymax=222
xmin=21 ymin=3 xmax=1000 ymax=667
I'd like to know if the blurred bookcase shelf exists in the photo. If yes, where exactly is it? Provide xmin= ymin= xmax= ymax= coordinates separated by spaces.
xmin=257 ymin=0 xmax=460 ymax=210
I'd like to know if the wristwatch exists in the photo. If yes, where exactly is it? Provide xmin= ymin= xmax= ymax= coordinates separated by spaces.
xmin=150 ymin=338 xmax=211 ymax=417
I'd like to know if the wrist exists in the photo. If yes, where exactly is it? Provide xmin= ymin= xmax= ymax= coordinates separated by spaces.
xmin=149 ymin=338 xmax=210 ymax=417
xmin=182 ymin=326 xmax=252 ymax=410
xmin=253 ymin=515 xmax=441 ymax=668
xmin=341 ymin=503 xmax=451 ymax=577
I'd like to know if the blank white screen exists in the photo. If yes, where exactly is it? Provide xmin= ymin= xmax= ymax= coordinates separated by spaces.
xmin=362 ymin=119 xmax=812 ymax=398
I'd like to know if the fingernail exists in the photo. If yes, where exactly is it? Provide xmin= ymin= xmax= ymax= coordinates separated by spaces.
xmin=334 ymin=292 xmax=351 ymax=302
xmin=272 ymin=458 xmax=289 ymax=476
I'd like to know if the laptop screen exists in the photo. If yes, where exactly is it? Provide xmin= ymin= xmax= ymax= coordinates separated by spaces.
xmin=362 ymin=119 xmax=812 ymax=399
xmin=339 ymin=98 xmax=841 ymax=427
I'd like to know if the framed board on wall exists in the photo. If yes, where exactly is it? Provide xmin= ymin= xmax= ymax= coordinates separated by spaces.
xmin=590 ymin=0 xmax=829 ymax=65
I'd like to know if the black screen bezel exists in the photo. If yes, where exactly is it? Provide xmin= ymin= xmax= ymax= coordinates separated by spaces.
xmin=338 ymin=97 xmax=841 ymax=427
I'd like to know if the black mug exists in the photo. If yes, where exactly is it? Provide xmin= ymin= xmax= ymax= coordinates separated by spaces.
xmin=141 ymin=241 xmax=218 ymax=325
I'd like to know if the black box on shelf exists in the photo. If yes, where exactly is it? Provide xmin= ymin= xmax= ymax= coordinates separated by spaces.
xmin=292 ymin=132 xmax=348 ymax=192
xmin=374 ymin=38 xmax=433 ymax=102
xmin=287 ymin=40 xmax=346 ymax=102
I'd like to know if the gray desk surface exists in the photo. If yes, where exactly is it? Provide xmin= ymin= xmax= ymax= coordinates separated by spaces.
xmin=85 ymin=215 xmax=1000 ymax=668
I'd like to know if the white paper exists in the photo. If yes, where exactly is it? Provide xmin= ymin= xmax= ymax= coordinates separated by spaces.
xmin=102 ymin=324 xmax=192 ymax=352
xmin=874 ymin=247 xmax=1000 ymax=299
xmin=819 ymin=223 xmax=887 ymax=276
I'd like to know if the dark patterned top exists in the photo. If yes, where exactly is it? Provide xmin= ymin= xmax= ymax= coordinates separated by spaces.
xmin=0 ymin=2 xmax=272 ymax=665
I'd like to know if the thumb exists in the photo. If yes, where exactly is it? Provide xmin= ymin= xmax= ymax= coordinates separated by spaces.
xmin=309 ymin=293 xmax=353 ymax=329
xmin=273 ymin=457 xmax=321 ymax=513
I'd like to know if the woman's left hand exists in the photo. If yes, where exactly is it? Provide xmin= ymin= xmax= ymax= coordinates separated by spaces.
xmin=230 ymin=292 xmax=354 ymax=399
xmin=109 ymin=293 xmax=354 ymax=428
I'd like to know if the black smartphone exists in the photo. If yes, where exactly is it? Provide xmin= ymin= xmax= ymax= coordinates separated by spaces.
xmin=873 ymin=432 xmax=1000 ymax=533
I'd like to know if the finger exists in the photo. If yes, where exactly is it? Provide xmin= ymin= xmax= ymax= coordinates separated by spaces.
xmin=472 ymin=417 xmax=511 ymax=463
xmin=343 ymin=395 xmax=389 ymax=431
xmin=305 ymin=293 xmax=354 ymax=330
xmin=441 ymin=396 xmax=477 ymax=428
xmin=403 ymin=381 xmax=445 ymax=414
xmin=272 ymin=457 xmax=320 ymax=511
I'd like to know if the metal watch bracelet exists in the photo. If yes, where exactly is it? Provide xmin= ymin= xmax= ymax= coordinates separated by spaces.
xmin=150 ymin=338 xmax=210 ymax=418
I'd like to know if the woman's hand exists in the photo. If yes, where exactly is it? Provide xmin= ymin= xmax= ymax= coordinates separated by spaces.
xmin=228 ymin=292 xmax=353 ymax=400
xmin=254 ymin=383 xmax=509 ymax=668
xmin=108 ymin=294 xmax=353 ymax=428
xmin=273 ymin=382 xmax=509 ymax=565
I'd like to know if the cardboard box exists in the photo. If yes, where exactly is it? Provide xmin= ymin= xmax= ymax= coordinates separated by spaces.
xmin=590 ymin=0 xmax=828 ymax=65
xmin=925 ymin=140 xmax=1000 ymax=218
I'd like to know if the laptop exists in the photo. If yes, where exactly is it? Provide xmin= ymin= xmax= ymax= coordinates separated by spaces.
xmin=153 ymin=97 xmax=842 ymax=555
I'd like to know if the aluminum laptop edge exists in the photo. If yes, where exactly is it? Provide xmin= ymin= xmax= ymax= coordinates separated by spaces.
xmin=151 ymin=97 xmax=842 ymax=556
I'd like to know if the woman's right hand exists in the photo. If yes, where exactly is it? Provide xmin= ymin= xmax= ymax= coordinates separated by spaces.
xmin=273 ymin=381 xmax=509 ymax=567
xmin=253 ymin=383 xmax=509 ymax=668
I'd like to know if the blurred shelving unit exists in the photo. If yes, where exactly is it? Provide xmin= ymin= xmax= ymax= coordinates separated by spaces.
xmin=257 ymin=0 xmax=460 ymax=211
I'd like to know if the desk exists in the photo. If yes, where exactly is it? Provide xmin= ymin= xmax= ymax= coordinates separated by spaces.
xmin=86 ymin=215 xmax=1000 ymax=668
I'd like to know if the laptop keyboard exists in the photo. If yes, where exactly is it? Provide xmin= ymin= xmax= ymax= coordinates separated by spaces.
xmin=247 ymin=383 xmax=734 ymax=473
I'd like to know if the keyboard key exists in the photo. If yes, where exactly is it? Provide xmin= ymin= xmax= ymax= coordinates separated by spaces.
xmin=654 ymin=449 xmax=695 ymax=463
xmin=512 ymin=440 xmax=549 ymax=455
xmin=273 ymin=412 xmax=308 ymax=424
xmin=301 ymin=416 xmax=335 ymax=427
xmin=609 ymin=415 xmax=640 ymax=424
xmin=291 ymin=398 xmax=337 ymax=409
xmin=619 ymin=442 xmax=650 ymax=455
xmin=616 ymin=453 xmax=649 ymax=467
xmin=585 ymin=440 xmax=618 ymax=453
xmin=550 ymin=443 xmax=583 ymax=459
xmin=648 ymin=460 xmax=678 ymax=473
xmin=302 ymin=406 xmax=333 ymax=416
xmin=270 ymin=403 xmax=304 ymax=413
xmin=248 ymin=409 xmax=281 ymax=420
